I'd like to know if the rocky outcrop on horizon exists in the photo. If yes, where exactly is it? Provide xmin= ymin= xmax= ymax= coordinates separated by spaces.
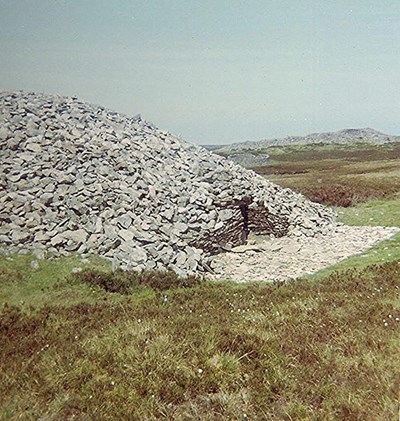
xmin=0 ymin=91 xmax=336 ymax=275
xmin=215 ymin=128 xmax=400 ymax=154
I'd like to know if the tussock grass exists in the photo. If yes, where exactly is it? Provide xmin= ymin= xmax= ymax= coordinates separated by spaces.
xmin=1 ymin=260 xmax=399 ymax=420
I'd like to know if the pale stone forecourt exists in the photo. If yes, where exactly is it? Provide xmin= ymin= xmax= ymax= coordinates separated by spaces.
xmin=1 ymin=91 xmax=397 ymax=280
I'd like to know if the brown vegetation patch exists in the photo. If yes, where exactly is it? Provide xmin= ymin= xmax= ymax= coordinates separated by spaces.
xmin=268 ymin=142 xmax=400 ymax=162
xmin=75 ymin=269 xmax=202 ymax=294
xmin=295 ymin=179 xmax=400 ymax=207
xmin=254 ymin=144 xmax=400 ymax=206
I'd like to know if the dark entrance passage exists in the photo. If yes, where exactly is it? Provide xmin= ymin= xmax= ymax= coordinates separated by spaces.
xmin=192 ymin=196 xmax=290 ymax=255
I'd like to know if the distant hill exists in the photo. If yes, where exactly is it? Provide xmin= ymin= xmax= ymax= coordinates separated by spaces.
xmin=214 ymin=128 xmax=400 ymax=153
xmin=201 ymin=144 xmax=222 ymax=151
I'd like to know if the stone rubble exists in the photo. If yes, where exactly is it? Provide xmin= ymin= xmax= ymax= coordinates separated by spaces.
xmin=221 ymin=151 xmax=270 ymax=168
xmin=0 ymin=91 xmax=338 ymax=275
xmin=211 ymin=225 xmax=400 ymax=282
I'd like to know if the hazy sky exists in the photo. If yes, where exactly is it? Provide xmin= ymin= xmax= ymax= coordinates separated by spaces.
xmin=1 ymin=1 xmax=400 ymax=144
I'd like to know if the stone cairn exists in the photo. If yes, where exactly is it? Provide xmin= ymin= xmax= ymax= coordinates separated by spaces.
xmin=0 ymin=91 xmax=336 ymax=275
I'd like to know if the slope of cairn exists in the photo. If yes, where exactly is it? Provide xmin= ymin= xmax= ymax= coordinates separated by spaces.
xmin=0 ymin=91 xmax=336 ymax=275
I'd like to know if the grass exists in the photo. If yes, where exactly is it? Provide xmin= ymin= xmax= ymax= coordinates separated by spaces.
xmin=252 ymin=143 xmax=400 ymax=207
xmin=0 ymin=253 xmax=113 ymax=310
xmin=1 ymin=259 xmax=400 ymax=420
xmin=76 ymin=268 xmax=202 ymax=294
xmin=338 ymin=196 xmax=400 ymax=227
xmin=306 ymin=196 xmax=400 ymax=279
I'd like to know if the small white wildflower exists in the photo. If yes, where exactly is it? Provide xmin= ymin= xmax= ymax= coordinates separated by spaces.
xmin=110 ymin=381 xmax=115 ymax=386
xmin=384 ymin=322 xmax=388 ymax=327
xmin=197 ymin=368 xmax=203 ymax=374
xmin=138 ymin=319 xmax=142 ymax=323
xmin=388 ymin=315 xmax=393 ymax=319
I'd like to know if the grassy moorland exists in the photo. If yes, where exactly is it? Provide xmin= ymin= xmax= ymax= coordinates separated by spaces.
xmin=1 ymin=143 xmax=400 ymax=420
xmin=253 ymin=142 xmax=400 ymax=207
xmin=1 ymin=254 xmax=399 ymax=421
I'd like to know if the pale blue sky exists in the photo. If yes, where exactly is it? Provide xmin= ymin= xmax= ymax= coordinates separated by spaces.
xmin=1 ymin=0 xmax=400 ymax=144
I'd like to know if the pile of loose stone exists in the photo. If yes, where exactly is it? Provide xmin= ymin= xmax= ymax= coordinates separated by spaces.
xmin=211 ymin=225 xmax=400 ymax=282
xmin=220 ymin=151 xmax=270 ymax=168
xmin=1 ymin=91 xmax=337 ymax=275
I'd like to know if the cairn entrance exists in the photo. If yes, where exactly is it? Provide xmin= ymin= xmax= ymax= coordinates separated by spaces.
xmin=192 ymin=196 xmax=289 ymax=255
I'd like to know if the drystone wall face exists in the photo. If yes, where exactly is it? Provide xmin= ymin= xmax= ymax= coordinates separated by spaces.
xmin=0 ymin=91 xmax=336 ymax=275
xmin=193 ymin=197 xmax=290 ymax=255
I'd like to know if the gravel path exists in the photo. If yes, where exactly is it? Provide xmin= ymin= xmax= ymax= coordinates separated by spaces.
xmin=210 ymin=225 xmax=400 ymax=282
